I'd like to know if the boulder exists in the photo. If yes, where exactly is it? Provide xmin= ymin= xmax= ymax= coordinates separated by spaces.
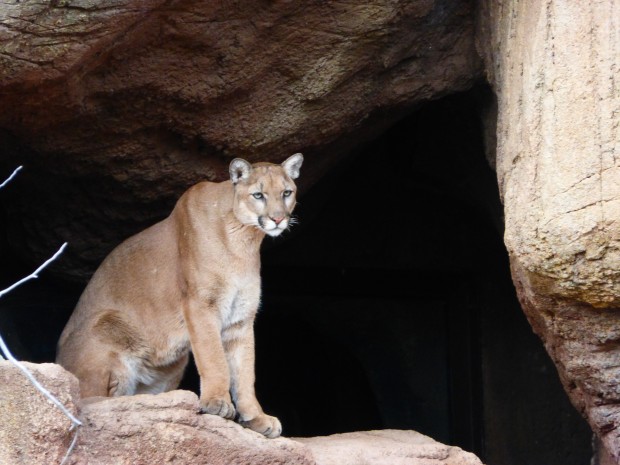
xmin=478 ymin=0 xmax=620 ymax=460
xmin=297 ymin=430 xmax=483 ymax=465
xmin=0 ymin=361 xmax=80 ymax=465
xmin=0 ymin=360 xmax=313 ymax=465
xmin=75 ymin=390 xmax=314 ymax=465
xmin=0 ymin=361 xmax=313 ymax=465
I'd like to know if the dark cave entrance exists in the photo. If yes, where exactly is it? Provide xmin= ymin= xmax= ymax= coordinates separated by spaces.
xmin=255 ymin=88 xmax=496 ymax=449
xmin=251 ymin=87 xmax=593 ymax=462
xmin=256 ymin=271 xmax=479 ymax=444
xmin=0 ymin=86 xmax=593 ymax=465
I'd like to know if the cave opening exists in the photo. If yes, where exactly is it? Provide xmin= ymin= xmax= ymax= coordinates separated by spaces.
xmin=0 ymin=85 xmax=593 ymax=465
xmin=250 ymin=86 xmax=592 ymax=462
xmin=256 ymin=87 xmax=498 ymax=449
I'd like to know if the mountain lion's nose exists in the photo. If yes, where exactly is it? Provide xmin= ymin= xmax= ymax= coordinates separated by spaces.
xmin=271 ymin=216 xmax=285 ymax=225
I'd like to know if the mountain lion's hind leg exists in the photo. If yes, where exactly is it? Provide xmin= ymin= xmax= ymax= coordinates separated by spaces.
xmin=76 ymin=350 xmax=136 ymax=397
xmin=77 ymin=309 xmax=146 ymax=397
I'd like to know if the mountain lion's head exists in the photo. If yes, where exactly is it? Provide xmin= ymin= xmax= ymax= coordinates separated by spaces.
xmin=230 ymin=153 xmax=303 ymax=237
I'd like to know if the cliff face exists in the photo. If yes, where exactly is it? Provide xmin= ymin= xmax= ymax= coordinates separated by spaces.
xmin=478 ymin=1 xmax=620 ymax=460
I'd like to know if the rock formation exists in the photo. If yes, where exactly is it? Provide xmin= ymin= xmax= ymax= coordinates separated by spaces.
xmin=0 ymin=362 xmax=79 ymax=465
xmin=78 ymin=391 xmax=313 ymax=465
xmin=478 ymin=0 xmax=620 ymax=461
xmin=1 ymin=0 xmax=620 ymax=461
xmin=0 ymin=361 xmax=483 ymax=465
xmin=298 ymin=430 xmax=483 ymax=465
xmin=0 ymin=0 xmax=481 ymax=279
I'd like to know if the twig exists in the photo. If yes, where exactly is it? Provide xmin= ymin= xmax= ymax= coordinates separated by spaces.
xmin=59 ymin=426 xmax=80 ymax=465
xmin=0 ymin=242 xmax=68 ymax=299
xmin=0 ymin=333 xmax=82 ymax=465
xmin=0 ymin=165 xmax=23 ymax=189
xmin=0 ymin=241 xmax=82 ymax=465
xmin=0 ymin=166 xmax=81 ymax=464
xmin=0 ymin=240 xmax=80 ymax=426
xmin=0 ymin=335 xmax=82 ymax=426
xmin=0 ymin=241 xmax=74 ymax=421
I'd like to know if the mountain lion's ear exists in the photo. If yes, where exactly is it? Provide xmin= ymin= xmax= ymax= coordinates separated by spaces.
xmin=281 ymin=153 xmax=303 ymax=180
xmin=229 ymin=158 xmax=252 ymax=184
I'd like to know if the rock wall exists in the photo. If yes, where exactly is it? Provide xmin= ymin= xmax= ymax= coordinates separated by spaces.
xmin=478 ymin=0 xmax=620 ymax=460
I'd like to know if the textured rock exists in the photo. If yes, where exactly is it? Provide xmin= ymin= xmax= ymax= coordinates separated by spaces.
xmin=478 ymin=0 xmax=620 ymax=460
xmin=74 ymin=390 xmax=313 ymax=465
xmin=5 ymin=0 xmax=620 ymax=460
xmin=0 ymin=361 xmax=80 ymax=465
xmin=478 ymin=0 xmax=620 ymax=308
xmin=0 ymin=360 xmax=313 ymax=465
xmin=0 ymin=362 xmax=486 ymax=465
xmin=0 ymin=0 xmax=481 ymax=280
xmin=297 ymin=430 xmax=483 ymax=465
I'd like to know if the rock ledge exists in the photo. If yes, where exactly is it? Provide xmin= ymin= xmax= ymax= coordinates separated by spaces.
xmin=0 ymin=361 xmax=484 ymax=465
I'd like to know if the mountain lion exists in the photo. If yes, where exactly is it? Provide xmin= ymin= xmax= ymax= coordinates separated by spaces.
xmin=56 ymin=153 xmax=304 ymax=438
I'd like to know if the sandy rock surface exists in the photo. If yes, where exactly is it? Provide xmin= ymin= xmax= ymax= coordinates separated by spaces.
xmin=297 ymin=429 xmax=483 ymax=465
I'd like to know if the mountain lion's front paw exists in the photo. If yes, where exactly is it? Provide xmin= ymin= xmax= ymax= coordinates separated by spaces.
xmin=199 ymin=397 xmax=236 ymax=420
xmin=239 ymin=413 xmax=282 ymax=438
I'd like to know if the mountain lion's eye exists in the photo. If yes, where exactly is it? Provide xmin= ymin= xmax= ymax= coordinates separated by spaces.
xmin=283 ymin=190 xmax=292 ymax=198
xmin=252 ymin=192 xmax=264 ymax=200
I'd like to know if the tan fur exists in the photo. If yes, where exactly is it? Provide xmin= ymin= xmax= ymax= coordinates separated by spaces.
xmin=56 ymin=154 xmax=303 ymax=438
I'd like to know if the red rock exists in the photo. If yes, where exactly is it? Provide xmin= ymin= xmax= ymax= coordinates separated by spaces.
xmin=298 ymin=430 xmax=484 ymax=465
xmin=0 ymin=361 xmax=80 ymax=465
xmin=75 ymin=390 xmax=314 ymax=465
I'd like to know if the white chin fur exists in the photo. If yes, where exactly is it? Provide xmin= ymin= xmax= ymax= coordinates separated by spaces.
xmin=265 ymin=228 xmax=284 ymax=237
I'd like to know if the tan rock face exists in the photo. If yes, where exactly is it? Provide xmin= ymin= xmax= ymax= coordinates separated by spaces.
xmin=480 ymin=0 xmax=620 ymax=309
xmin=478 ymin=0 xmax=620 ymax=460
xmin=0 ymin=0 xmax=481 ymax=280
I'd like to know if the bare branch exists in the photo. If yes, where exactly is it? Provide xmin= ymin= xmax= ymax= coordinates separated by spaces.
xmin=0 ymin=335 xmax=82 ymax=427
xmin=0 ymin=165 xmax=23 ymax=189
xmin=0 ymin=242 xmax=68 ymax=299
xmin=0 ymin=166 xmax=80 ymax=463
xmin=59 ymin=427 xmax=80 ymax=465
xmin=0 ymin=241 xmax=79 ymax=426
